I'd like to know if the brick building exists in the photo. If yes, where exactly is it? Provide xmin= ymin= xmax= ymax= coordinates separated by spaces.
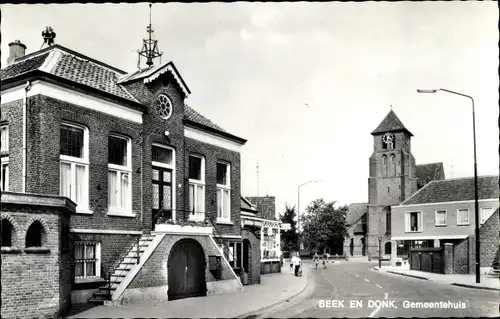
xmin=1 ymin=24 xmax=255 ymax=312
xmin=344 ymin=110 xmax=446 ymax=258
xmin=1 ymin=192 xmax=74 ymax=318
xmin=391 ymin=175 xmax=499 ymax=274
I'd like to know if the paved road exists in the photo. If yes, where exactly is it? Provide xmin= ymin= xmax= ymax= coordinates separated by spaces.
xmin=256 ymin=261 xmax=499 ymax=318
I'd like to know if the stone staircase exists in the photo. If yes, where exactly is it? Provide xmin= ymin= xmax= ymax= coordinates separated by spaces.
xmin=88 ymin=234 xmax=155 ymax=304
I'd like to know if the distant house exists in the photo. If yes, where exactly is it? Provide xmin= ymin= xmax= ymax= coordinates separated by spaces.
xmin=240 ymin=196 xmax=283 ymax=275
xmin=391 ymin=175 xmax=499 ymax=273
xmin=344 ymin=203 xmax=368 ymax=256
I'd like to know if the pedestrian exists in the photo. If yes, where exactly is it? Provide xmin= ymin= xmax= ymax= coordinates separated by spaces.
xmin=291 ymin=252 xmax=302 ymax=276
xmin=289 ymin=252 xmax=295 ymax=274
xmin=313 ymin=252 xmax=320 ymax=270
xmin=323 ymin=252 xmax=328 ymax=269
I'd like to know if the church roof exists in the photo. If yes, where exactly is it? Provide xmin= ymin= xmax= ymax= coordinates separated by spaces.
xmin=401 ymin=175 xmax=499 ymax=205
xmin=346 ymin=203 xmax=368 ymax=226
xmin=416 ymin=162 xmax=445 ymax=188
xmin=371 ymin=110 xmax=413 ymax=136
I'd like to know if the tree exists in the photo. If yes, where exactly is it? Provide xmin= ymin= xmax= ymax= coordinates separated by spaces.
xmin=279 ymin=204 xmax=299 ymax=253
xmin=300 ymin=198 xmax=348 ymax=254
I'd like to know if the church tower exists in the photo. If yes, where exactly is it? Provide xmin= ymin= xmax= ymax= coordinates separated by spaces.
xmin=366 ymin=110 xmax=417 ymax=257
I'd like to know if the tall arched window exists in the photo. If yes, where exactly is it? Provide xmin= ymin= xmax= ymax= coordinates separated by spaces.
xmin=25 ymin=221 xmax=44 ymax=247
xmin=390 ymin=154 xmax=396 ymax=176
xmin=385 ymin=208 xmax=391 ymax=235
xmin=1 ymin=219 xmax=13 ymax=247
xmin=382 ymin=155 xmax=387 ymax=177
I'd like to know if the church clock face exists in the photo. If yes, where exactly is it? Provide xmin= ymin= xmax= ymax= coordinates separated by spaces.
xmin=382 ymin=133 xmax=394 ymax=148
xmin=155 ymin=94 xmax=173 ymax=120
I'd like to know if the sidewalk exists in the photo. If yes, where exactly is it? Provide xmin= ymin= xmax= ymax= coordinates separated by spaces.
xmin=373 ymin=265 xmax=500 ymax=292
xmin=67 ymin=265 xmax=308 ymax=318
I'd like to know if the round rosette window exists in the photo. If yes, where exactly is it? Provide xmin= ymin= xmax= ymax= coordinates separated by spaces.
xmin=155 ymin=94 xmax=173 ymax=120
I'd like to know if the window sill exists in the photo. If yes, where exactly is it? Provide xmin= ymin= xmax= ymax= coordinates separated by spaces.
xmin=75 ymin=277 xmax=105 ymax=284
xmin=216 ymin=219 xmax=233 ymax=225
xmin=435 ymin=224 xmax=447 ymax=227
xmin=75 ymin=208 xmax=93 ymax=215
xmin=107 ymin=211 xmax=135 ymax=218
xmin=24 ymin=247 xmax=50 ymax=254
xmin=405 ymin=231 xmax=422 ymax=233
xmin=1 ymin=246 xmax=21 ymax=254
xmin=457 ymin=223 xmax=470 ymax=226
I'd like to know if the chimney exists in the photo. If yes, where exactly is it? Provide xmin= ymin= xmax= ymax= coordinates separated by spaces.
xmin=7 ymin=40 xmax=27 ymax=65
xmin=41 ymin=26 xmax=56 ymax=49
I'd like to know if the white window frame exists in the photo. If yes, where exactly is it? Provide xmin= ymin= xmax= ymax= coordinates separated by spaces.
xmin=480 ymin=207 xmax=494 ymax=224
xmin=151 ymin=143 xmax=176 ymax=221
xmin=216 ymin=161 xmax=231 ymax=223
xmin=1 ymin=124 xmax=8 ymax=153
xmin=60 ymin=123 xmax=90 ymax=214
xmin=1 ymin=157 xmax=9 ymax=192
xmin=74 ymin=241 xmax=101 ymax=280
xmin=457 ymin=208 xmax=470 ymax=226
xmin=434 ymin=209 xmax=447 ymax=226
xmin=107 ymin=134 xmax=133 ymax=217
xmin=188 ymin=155 xmax=205 ymax=222
xmin=405 ymin=211 xmax=423 ymax=233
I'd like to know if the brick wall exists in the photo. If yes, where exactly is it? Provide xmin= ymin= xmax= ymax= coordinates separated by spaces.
xmin=128 ymin=234 xmax=237 ymax=291
xmin=0 ymin=99 xmax=23 ymax=192
xmin=242 ymin=229 xmax=261 ymax=284
xmin=70 ymin=232 xmax=139 ymax=288
xmin=26 ymin=94 xmax=144 ymax=231
xmin=453 ymin=237 xmax=470 ymax=274
xmin=453 ymin=209 xmax=500 ymax=274
xmin=1 ymin=193 xmax=73 ymax=319
xmin=185 ymin=137 xmax=242 ymax=236
xmin=246 ymin=196 xmax=276 ymax=221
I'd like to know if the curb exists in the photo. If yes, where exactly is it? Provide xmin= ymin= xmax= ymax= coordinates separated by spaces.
xmin=386 ymin=270 xmax=429 ymax=281
xmin=237 ymin=268 xmax=310 ymax=318
xmin=451 ymin=283 xmax=500 ymax=292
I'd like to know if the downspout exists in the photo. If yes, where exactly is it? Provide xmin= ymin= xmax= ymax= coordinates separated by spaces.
xmin=22 ymin=81 xmax=32 ymax=193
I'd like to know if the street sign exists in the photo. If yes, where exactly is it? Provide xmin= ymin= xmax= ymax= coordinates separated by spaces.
xmin=281 ymin=223 xmax=291 ymax=230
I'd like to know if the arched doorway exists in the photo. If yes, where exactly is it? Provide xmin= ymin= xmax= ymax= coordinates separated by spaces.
xmin=167 ymin=239 xmax=207 ymax=300
xmin=243 ymin=239 xmax=251 ymax=284
xmin=384 ymin=242 xmax=391 ymax=255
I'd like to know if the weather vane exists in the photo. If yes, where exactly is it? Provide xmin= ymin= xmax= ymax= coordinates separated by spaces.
xmin=137 ymin=3 xmax=163 ymax=69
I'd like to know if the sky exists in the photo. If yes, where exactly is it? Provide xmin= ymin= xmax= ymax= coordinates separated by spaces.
xmin=1 ymin=2 xmax=498 ymax=217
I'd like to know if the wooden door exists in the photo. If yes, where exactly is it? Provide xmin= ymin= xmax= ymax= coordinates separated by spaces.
xmin=168 ymin=239 xmax=207 ymax=300
xmin=152 ymin=166 xmax=173 ymax=228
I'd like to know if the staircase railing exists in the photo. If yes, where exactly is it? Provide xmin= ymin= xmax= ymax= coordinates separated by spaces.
xmin=103 ymin=234 xmax=144 ymax=300
xmin=204 ymin=211 xmax=238 ymax=273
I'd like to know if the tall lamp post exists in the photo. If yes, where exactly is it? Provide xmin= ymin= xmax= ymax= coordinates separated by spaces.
xmin=417 ymin=88 xmax=480 ymax=283
xmin=297 ymin=180 xmax=321 ymax=255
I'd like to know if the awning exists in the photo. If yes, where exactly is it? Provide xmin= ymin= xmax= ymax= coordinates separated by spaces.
xmin=391 ymin=235 xmax=469 ymax=241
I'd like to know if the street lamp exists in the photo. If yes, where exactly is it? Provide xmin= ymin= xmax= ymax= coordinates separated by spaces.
xmin=297 ymin=180 xmax=321 ymax=255
xmin=417 ymin=88 xmax=480 ymax=283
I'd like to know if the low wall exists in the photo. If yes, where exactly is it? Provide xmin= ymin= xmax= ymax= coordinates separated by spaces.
xmin=1 ymin=192 xmax=75 ymax=319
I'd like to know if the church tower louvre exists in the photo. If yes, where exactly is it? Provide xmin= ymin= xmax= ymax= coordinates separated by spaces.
xmin=366 ymin=109 xmax=417 ymax=257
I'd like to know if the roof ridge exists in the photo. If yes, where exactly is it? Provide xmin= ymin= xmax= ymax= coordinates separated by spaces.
xmin=1 ymin=50 xmax=51 ymax=70
xmin=416 ymin=162 xmax=443 ymax=166
xmin=400 ymin=178 xmax=435 ymax=205
xmin=433 ymin=175 xmax=499 ymax=182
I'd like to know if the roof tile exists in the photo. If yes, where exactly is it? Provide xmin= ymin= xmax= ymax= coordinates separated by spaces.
xmin=184 ymin=105 xmax=226 ymax=132
xmin=402 ymin=175 xmax=499 ymax=205
xmin=0 ymin=52 xmax=49 ymax=80
xmin=371 ymin=110 xmax=413 ymax=136
xmin=346 ymin=203 xmax=368 ymax=226
xmin=416 ymin=162 xmax=445 ymax=188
